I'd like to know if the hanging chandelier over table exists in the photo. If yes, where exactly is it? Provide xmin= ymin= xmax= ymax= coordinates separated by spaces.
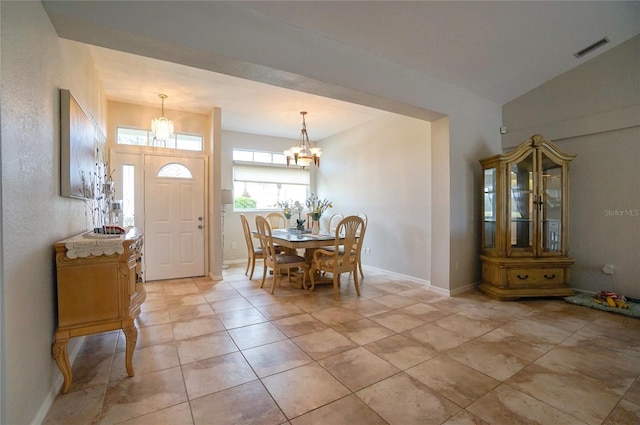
xmin=151 ymin=93 xmax=174 ymax=144
xmin=284 ymin=111 xmax=322 ymax=168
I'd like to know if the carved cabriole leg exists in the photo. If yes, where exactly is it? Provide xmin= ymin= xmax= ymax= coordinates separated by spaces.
xmin=52 ymin=339 xmax=72 ymax=394
xmin=122 ymin=325 xmax=138 ymax=377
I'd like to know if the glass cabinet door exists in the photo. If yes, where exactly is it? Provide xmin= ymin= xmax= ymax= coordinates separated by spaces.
xmin=509 ymin=153 xmax=534 ymax=254
xmin=540 ymin=152 xmax=564 ymax=254
xmin=483 ymin=167 xmax=496 ymax=250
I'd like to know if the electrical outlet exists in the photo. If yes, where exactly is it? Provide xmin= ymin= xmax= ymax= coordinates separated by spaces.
xmin=231 ymin=242 xmax=237 ymax=250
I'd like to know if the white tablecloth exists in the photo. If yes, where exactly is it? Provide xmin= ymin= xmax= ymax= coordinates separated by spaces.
xmin=64 ymin=233 xmax=125 ymax=259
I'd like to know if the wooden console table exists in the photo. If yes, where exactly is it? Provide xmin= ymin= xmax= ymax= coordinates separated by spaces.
xmin=52 ymin=228 xmax=145 ymax=393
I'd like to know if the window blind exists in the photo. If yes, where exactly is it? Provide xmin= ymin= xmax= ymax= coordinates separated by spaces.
xmin=233 ymin=164 xmax=310 ymax=185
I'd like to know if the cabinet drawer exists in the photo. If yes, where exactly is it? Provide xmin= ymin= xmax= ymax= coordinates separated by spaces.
xmin=507 ymin=268 xmax=564 ymax=286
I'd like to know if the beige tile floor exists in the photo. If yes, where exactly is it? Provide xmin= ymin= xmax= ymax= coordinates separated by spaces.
xmin=43 ymin=265 xmax=640 ymax=425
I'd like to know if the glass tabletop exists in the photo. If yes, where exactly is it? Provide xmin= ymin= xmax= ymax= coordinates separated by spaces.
xmin=271 ymin=229 xmax=335 ymax=241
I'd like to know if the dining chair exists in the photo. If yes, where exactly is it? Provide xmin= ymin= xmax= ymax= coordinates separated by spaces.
xmin=265 ymin=212 xmax=287 ymax=229
xmin=355 ymin=212 xmax=368 ymax=278
xmin=320 ymin=212 xmax=344 ymax=278
xmin=323 ymin=212 xmax=366 ymax=279
xmin=265 ymin=211 xmax=289 ymax=254
xmin=327 ymin=213 xmax=344 ymax=234
xmin=309 ymin=215 xmax=364 ymax=300
xmin=255 ymin=215 xmax=307 ymax=294
xmin=240 ymin=214 xmax=262 ymax=280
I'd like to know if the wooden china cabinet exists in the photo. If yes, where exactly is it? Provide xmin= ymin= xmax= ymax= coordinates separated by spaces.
xmin=52 ymin=228 xmax=145 ymax=393
xmin=479 ymin=134 xmax=575 ymax=300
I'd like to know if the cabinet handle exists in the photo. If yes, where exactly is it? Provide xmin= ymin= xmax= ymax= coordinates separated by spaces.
xmin=533 ymin=195 xmax=543 ymax=210
xmin=544 ymin=274 xmax=556 ymax=279
xmin=517 ymin=274 xmax=528 ymax=280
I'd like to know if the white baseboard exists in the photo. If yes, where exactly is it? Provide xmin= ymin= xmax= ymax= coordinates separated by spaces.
xmin=223 ymin=259 xmax=249 ymax=265
xmin=450 ymin=281 xmax=480 ymax=296
xmin=209 ymin=271 xmax=223 ymax=281
xmin=361 ymin=265 xmax=444 ymax=292
xmin=221 ymin=261 xmax=476 ymax=298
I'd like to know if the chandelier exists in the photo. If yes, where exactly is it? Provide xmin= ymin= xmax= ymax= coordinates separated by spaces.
xmin=151 ymin=94 xmax=174 ymax=144
xmin=284 ymin=111 xmax=322 ymax=168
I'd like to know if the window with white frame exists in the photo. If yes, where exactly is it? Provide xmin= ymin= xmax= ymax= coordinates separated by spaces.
xmin=232 ymin=149 xmax=309 ymax=210
xmin=116 ymin=127 xmax=203 ymax=151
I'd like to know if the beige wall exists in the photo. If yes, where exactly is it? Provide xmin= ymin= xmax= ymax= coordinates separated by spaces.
xmin=106 ymin=100 xmax=211 ymax=149
xmin=318 ymin=114 xmax=432 ymax=280
xmin=502 ymin=35 xmax=640 ymax=298
xmin=1 ymin=2 xmax=106 ymax=423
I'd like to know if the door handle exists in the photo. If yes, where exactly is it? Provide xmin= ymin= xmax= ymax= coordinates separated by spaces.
xmin=198 ymin=224 xmax=203 ymax=229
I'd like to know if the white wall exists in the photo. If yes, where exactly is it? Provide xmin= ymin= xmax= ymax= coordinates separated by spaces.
xmin=317 ymin=114 xmax=431 ymax=280
xmin=559 ymin=128 xmax=639 ymax=298
xmin=1 ymin=2 xmax=106 ymax=423
xmin=106 ymin=101 xmax=211 ymax=147
xmin=502 ymin=35 xmax=640 ymax=298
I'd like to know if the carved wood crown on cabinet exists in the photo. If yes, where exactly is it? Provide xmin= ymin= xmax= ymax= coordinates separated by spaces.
xmin=52 ymin=228 xmax=145 ymax=393
xmin=479 ymin=135 xmax=575 ymax=301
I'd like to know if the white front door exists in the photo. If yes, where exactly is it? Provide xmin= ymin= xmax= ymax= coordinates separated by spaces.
xmin=144 ymin=155 xmax=205 ymax=281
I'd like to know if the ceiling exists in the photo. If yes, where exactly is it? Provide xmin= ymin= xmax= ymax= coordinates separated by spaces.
xmin=85 ymin=43 xmax=389 ymax=140
xmin=68 ymin=1 xmax=640 ymax=139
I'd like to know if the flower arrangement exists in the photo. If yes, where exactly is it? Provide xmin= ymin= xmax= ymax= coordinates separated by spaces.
xmin=276 ymin=200 xmax=293 ymax=219
xmin=306 ymin=193 xmax=332 ymax=221
xmin=293 ymin=201 xmax=305 ymax=229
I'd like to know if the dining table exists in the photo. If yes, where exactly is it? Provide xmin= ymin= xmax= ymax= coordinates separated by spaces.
xmin=253 ymin=228 xmax=345 ymax=289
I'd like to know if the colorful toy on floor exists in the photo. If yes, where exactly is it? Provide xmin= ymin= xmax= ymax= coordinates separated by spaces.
xmin=593 ymin=290 xmax=629 ymax=309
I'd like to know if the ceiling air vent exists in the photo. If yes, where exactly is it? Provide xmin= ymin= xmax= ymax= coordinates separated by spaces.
xmin=574 ymin=37 xmax=609 ymax=58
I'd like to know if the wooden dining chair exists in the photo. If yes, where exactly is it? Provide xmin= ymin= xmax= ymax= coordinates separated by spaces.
xmin=265 ymin=212 xmax=287 ymax=229
xmin=265 ymin=211 xmax=289 ymax=254
xmin=309 ymin=215 xmax=364 ymax=300
xmin=355 ymin=212 xmax=368 ymax=278
xmin=240 ymin=213 xmax=263 ymax=280
xmin=327 ymin=213 xmax=344 ymax=234
xmin=323 ymin=212 xmax=366 ymax=279
xmin=255 ymin=215 xmax=307 ymax=294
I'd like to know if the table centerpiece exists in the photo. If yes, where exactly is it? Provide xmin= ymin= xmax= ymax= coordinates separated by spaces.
xmin=306 ymin=194 xmax=332 ymax=235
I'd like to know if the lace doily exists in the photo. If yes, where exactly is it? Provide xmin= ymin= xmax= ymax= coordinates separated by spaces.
xmin=64 ymin=233 xmax=125 ymax=259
